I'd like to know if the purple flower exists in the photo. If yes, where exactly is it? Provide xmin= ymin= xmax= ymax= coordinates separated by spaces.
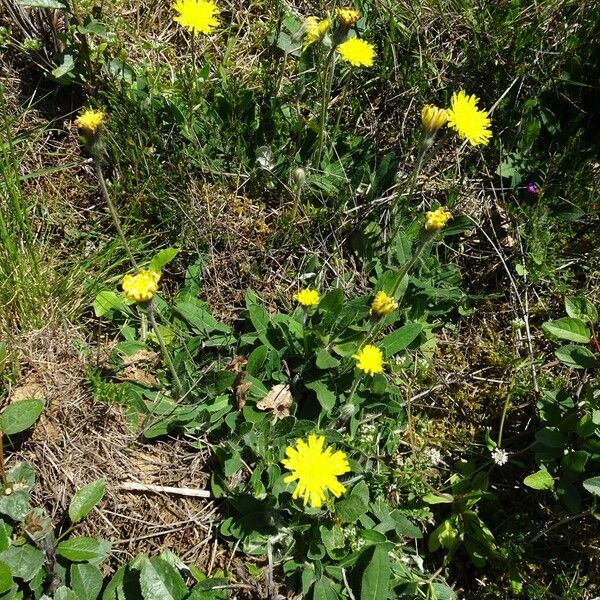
xmin=526 ymin=182 xmax=539 ymax=194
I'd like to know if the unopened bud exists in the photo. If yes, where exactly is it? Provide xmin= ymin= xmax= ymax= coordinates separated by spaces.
xmin=293 ymin=167 xmax=306 ymax=187
xmin=339 ymin=402 xmax=357 ymax=421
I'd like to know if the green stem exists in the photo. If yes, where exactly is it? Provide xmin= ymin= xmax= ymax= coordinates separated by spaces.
xmin=0 ymin=433 xmax=6 ymax=487
xmin=313 ymin=48 xmax=336 ymax=169
xmin=93 ymin=157 xmax=139 ymax=272
xmin=147 ymin=299 xmax=183 ymax=398
xmin=56 ymin=524 xmax=77 ymax=544
xmin=290 ymin=183 xmax=303 ymax=223
xmin=389 ymin=233 xmax=431 ymax=298
xmin=387 ymin=144 xmax=427 ymax=259
xmin=496 ymin=396 xmax=511 ymax=448
xmin=332 ymin=70 xmax=351 ymax=136
xmin=347 ymin=374 xmax=361 ymax=405
xmin=275 ymin=50 xmax=289 ymax=98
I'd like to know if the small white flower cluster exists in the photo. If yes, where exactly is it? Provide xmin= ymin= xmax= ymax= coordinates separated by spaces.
xmin=491 ymin=447 xmax=509 ymax=466
xmin=424 ymin=447 xmax=443 ymax=466
xmin=357 ymin=422 xmax=378 ymax=446
xmin=343 ymin=526 xmax=366 ymax=551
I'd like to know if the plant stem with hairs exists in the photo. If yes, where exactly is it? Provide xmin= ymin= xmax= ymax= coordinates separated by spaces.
xmin=92 ymin=157 xmax=139 ymax=272
xmin=387 ymin=145 xmax=427 ymax=260
xmin=147 ymin=299 xmax=183 ymax=398
xmin=0 ymin=434 xmax=6 ymax=487
xmin=313 ymin=48 xmax=336 ymax=169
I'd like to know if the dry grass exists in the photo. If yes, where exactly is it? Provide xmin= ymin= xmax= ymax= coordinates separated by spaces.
xmin=7 ymin=327 xmax=262 ymax=594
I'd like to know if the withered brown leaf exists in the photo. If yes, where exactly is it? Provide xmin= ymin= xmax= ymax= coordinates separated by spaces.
xmin=256 ymin=383 xmax=293 ymax=420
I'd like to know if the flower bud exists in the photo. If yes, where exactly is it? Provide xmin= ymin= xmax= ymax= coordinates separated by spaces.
xmin=423 ymin=207 xmax=452 ymax=231
xmin=370 ymin=291 xmax=398 ymax=317
xmin=339 ymin=402 xmax=357 ymax=421
xmin=421 ymin=104 xmax=448 ymax=135
xmin=336 ymin=8 xmax=360 ymax=28
xmin=293 ymin=167 xmax=306 ymax=187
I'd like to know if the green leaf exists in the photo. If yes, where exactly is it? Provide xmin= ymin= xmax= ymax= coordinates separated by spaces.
xmin=318 ymin=289 xmax=344 ymax=314
xmin=0 ymin=491 xmax=29 ymax=521
xmin=69 ymin=479 xmax=106 ymax=523
xmin=175 ymin=302 xmax=231 ymax=335
xmin=93 ymin=291 xmax=129 ymax=318
xmin=101 ymin=564 xmax=125 ymax=600
xmin=565 ymin=296 xmax=598 ymax=322
xmin=542 ymin=317 xmax=590 ymax=343
xmin=0 ymin=522 xmax=10 ymax=552
xmin=555 ymin=345 xmax=598 ymax=369
xmin=56 ymin=538 xmax=111 ymax=564
xmin=246 ymin=346 xmax=268 ymax=376
xmin=315 ymin=349 xmax=340 ymax=370
xmin=305 ymin=381 xmax=336 ymax=412
xmin=52 ymin=54 xmax=75 ymax=79
xmin=370 ymin=153 xmax=399 ymax=200
xmin=17 ymin=0 xmax=67 ymax=8
xmin=245 ymin=290 xmax=271 ymax=346
xmin=149 ymin=248 xmax=179 ymax=273
xmin=0 ymin=561 xmax=12 ymax=594
xmin=391 ymin=512 xmax=422 ymax=539
xmin=380 ymin=323 xmax=422 ymax=356
xmin=535 ymin=427 xmax=566 ymax=448
xmin=0 ymin=399 xmax=44 ymax=435
xmin=336 ymin=481 xmax=369 ymax=523
xmin=360 ymin=545 xmax=391 ymax=600
xmin=53 ymin=587 xmax=78 ymax=600
xmin=70 ymin=563 xmax=103 ymax=600
xmin=0 ymin=544 xmax=43 ymax=581
xmin=422 ymin=492 xmax=454 ymax=504
xmin=312 ymin=576 xmax=339 ymax=600
xmin=583 ymin=477 xmax=600 ymax=497
xmin=523 ymin=470 xmax=554 ymax=490
xmin=0 ymin=342 xmax=7 ymax=377
xmin=430 ymin=582 xmax=457 ymax=600
xmin=139 ymin=557 xmax=187 ymax=600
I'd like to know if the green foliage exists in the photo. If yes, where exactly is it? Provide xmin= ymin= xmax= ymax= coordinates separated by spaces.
xmin=2 ymin=0 xmax=599 ymax=597
xmin=542 ymin=296 xmax=599 ymax=369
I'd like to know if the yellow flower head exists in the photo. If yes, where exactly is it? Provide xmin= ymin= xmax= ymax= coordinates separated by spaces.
xmin=336 ymin=7 xmax=360 ymax=28
xmin=304 ymin=16 xmax=331 ymax=49
xmin=121 ymin=269 xmax=160 ymax=303
xmin=336 ymin=37 xmax=375 ymax=67
xmin=281 ymin=434 xmax=350 ymax=508
xmin=370 ymin=291 xmax=398 ymax=317
xmin=173 ymin=0 xmax=220 ymax=35
xmin=352 ymin=344 xmax=384 ymax=376
xmin=446 ymin=90 xmax=492 ymax=147
xmin=421 ymin=104 xmax=448 ymax=134
xmin=294 ymin=288 xmax=320 ymax=307
xmin=75 ymin=109 xmax=105 ymax=136
xmin=424 ymin=207 xmax=452 ymax=231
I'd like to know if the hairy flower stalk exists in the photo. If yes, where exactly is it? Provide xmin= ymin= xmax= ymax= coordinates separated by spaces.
xmin=147 ymin=299 xmax=184 ymax=398
xmin=75 ymin=109 xmax=139 ymax=272
xmin=312 ymin=8 xmax=374 ymax=169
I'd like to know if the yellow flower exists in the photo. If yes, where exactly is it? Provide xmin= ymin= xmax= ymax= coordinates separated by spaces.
xmin=424 ymin=207 xmax=452 ymax=231
xmin=75 ymin=109 xmax=105 ymax=135
xmin=336 ymin=37 xmax=375 ymax=67
xmin=370 ymin=291 xmax=398 ymax=317
xmin=446 ymin=90 xmax=492 ymax=147
xmin=173 ymin=0 xmax=220 ymax=35
xmin=421 ymin=104 xmax=448 ymax=134
xmin=281 ymin=434 xmax=350 ymax=508
xmin=121 ymin=270 xmax=160 ymax=303
xmin=352 ymin=344 xmax=384 ymax=376
xmin=304 ymin=16 xmax=331 ymax=49
xmin=294 ymin=288 xmax=320 ymax=307
xmin=336 ymin=7 xmax=360 ymax=27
